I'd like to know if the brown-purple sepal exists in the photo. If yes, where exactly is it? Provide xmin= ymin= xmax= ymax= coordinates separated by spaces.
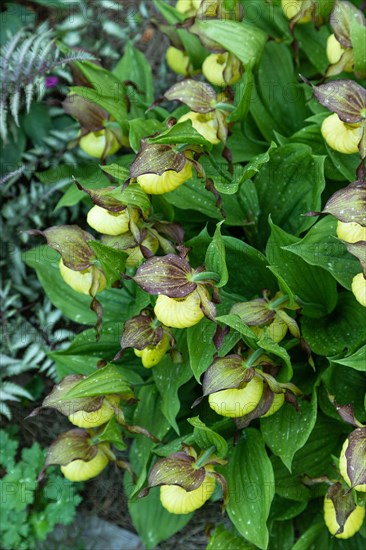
xmin=27 ymin=225 xmax=95 ymax=271
xmin=63 ymin=94 xmax=107 ymax=132
xmin=330 ymin=396 xmax=364 ymax=427
xmin=197 ymin=285 xmax=216 ymax=321
xmin=74 ymin=182 xmax=127 ymax=212
xmin=312 ymin=80 xmax=366 ymax=124
xmin=343 ymin=427 xmax=366 ymax=489
xmin=121 ymin=315 xmax=163 ymax=351
xmin=323 ymin=181 xmax=366 ymax=226
xmin=134 ymin=254 xmax=196 ymax=297
xmin=130 ymin=141 xmax=186 ymax=178
xmin=164 ymin=79 xmax=217 ymax=113
xmin=230 ymin=299 xmax=275 ymax=326
xmin=44 ymin=429 xmax=97 ymax=469
xmin=147 ymin=452 xmax=205 ymax=491
xmin=330 ymin=0 xmax=365 ymax=49
xmin=345 ymin=241 xmax=366 ymax=275
xmin=201 ymin=355 xmax=253 ymax=397
xmin=327 ymin=483 xmax=358 ymax=536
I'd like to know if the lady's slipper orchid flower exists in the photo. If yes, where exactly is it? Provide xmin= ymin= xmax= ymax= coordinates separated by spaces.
xmin=261 ymin=392 xmax=286 ymax=417
xmin=61 ymin=445 xmax=110 ymax=482
xmin=321 ymin=113 xmax=362 ymax=155
xmin=79 ymin=128 xmax=121 ymax=158
xmin=166 ymin=47 xmax=194 ymax=76
xmin=339 ymin=428 xmax=366 ymax=492
xmin=68 ymin=396 xmax=121 ymax=428
xmin=154 ymin=290 xmax=205 ymax=328
xmin=178 ymin=111 xmax=220 ymax=144
xmin=160 ymin=469 xmax=216 ymax=514
xmin=281 ymin=0 xmax=313 ymax=23
xmin=326 ymin=34 xmax=353 ymax=72
xmin=202 ymin=52 xmax=242 ymax=87
xmin=137 ymin=160 xmax=193 ymax=194
xmin=324 ymin=484 xmax=365 ymax=539
xmin=351 ymin=273 xmax=366 ymax=307
xmin=208 ymin=375 xmax=264 ymax=418
xmin=59 ymin=259 xmax=107 ymax=295
xmin=134 ymin=332 xmax=170 ymax=368
xmin=87 ymin=205 xmax=138 ymax=236
xmin=337 ymin=221 xmax=366 ymax=244
xmin=144 ymin=446 xmax=226 ymax=515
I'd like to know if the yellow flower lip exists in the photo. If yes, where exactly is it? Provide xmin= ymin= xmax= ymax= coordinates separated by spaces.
xmin=177 ymin=111 xmax=221 ymax=144
xmin=336 ymin=221 xmax=366 ymax=244
xmin=59 ymin=258 xmax=107 ymax=295
xmin=321 ymin=113 xmax=362 ymax=155
xmin=160 ymin=472 xmax=216 ymax=514
xmin=166 ymin=47 xmax=193 ymax=76
xmin=208 ymin=376 xmax=264 ymax=418
xmin=261 ymin=392 xmax=285 ymax=418
xmin=154 ymin=290 xmax=204 ymax=328
xmin=68 ymin=396 xmax=120 ymax=428
xmin=79 ymin=129 xmax=121 ymax=158
xmin=137 ymin=161 xmax=193 ymax=194
xmin=339 ymin=431 xmax=366 ymax=492
xmin=281 ymin=0 xmax=313 ymax=23
xmin=324 ymin=495 xmax=365 ymax=539
xmin=351 ymin=273 xmax=366 ymax=308
xmin=87 ymin=205 xmax=133 ymax=236
xmin=134 ymin=333 xmax=170 ymax=368
xmin=202 ymin=53 xmax=241 ymax=87
xmin=61 ymin=446 xmax=109 ymax=482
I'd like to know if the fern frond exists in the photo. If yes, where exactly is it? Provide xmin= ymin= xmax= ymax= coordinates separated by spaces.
xmin=0 ymin=26 xmax=96 ymax=142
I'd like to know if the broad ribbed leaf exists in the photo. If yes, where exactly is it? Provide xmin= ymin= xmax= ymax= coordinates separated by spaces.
xmin=261 ymin=391 xmax=318 ymax=472
xmin=188 ymin=416 xmax=228 ymax=458
xmin=65 ymin=364 xmax=134 ymax=401
xmin=226 ymin=429 xmax=274 ymax=549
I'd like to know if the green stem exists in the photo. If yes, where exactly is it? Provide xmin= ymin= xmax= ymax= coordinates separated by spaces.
xmin=195 ymin=446 xmax=216 ymax=469
xmin=214 ymin=102 xmax=236 ymax=112
xmin=191 ymin=271 xmax=220 ymax=283
xmin=268 ymin=294 xmax=289 ymax=310
xmin=245 ymin=347 xmax=265 ymax=368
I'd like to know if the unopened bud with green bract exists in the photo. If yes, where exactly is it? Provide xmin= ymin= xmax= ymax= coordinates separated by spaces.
xmin=324 ymin=483 xmax=365 ymax=539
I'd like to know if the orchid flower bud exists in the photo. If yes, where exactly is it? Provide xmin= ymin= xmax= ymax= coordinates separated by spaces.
xmin=59 ymin=259 xmax=107 ymax=295
xmin=137 ymin=160 xmax=193 ymax=194
xmin=166 ymin=47 xmax=194 ymax=76
xmin=61 ymin=444 xmax=110 ymax=482
xmin=134 ymin=332 xmax=170 ymax=368
xmin=337 ymin=221 xmax=366 ymax=244
xmin=326 ymin=34 xmax=354 ymax=72
xmin=154 ymin=290 xmax=205 ymax=328
xmin=351 ymin=273 xmax=366 ymax=307
xmin=321 ymin=114 xmax=362 ymax=155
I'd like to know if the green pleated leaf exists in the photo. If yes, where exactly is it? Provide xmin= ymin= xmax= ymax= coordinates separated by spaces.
xmin=65 ymin=364 xmax=134 ymax=400
xmin=330 ymin=345 xmax=366 ymax=372
xmin=226 ymin=429 xmax=274 ymax=549
xmin=261 ymin=391 xmax=318 ymax=472
xmin=207 ymin=525 xmax=255 ymax=550
xmin=188 ymin=416 xmax=228 ymax=458
xmin=205 ymin=221 xmax=228 ymax=288
xmin=88 ymin=241 xmax=127 ymax=286
xmin=187 ymin=317 xmax=217 ymax=382
xmin=148 ymin=119 xmax=212 ymax=148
